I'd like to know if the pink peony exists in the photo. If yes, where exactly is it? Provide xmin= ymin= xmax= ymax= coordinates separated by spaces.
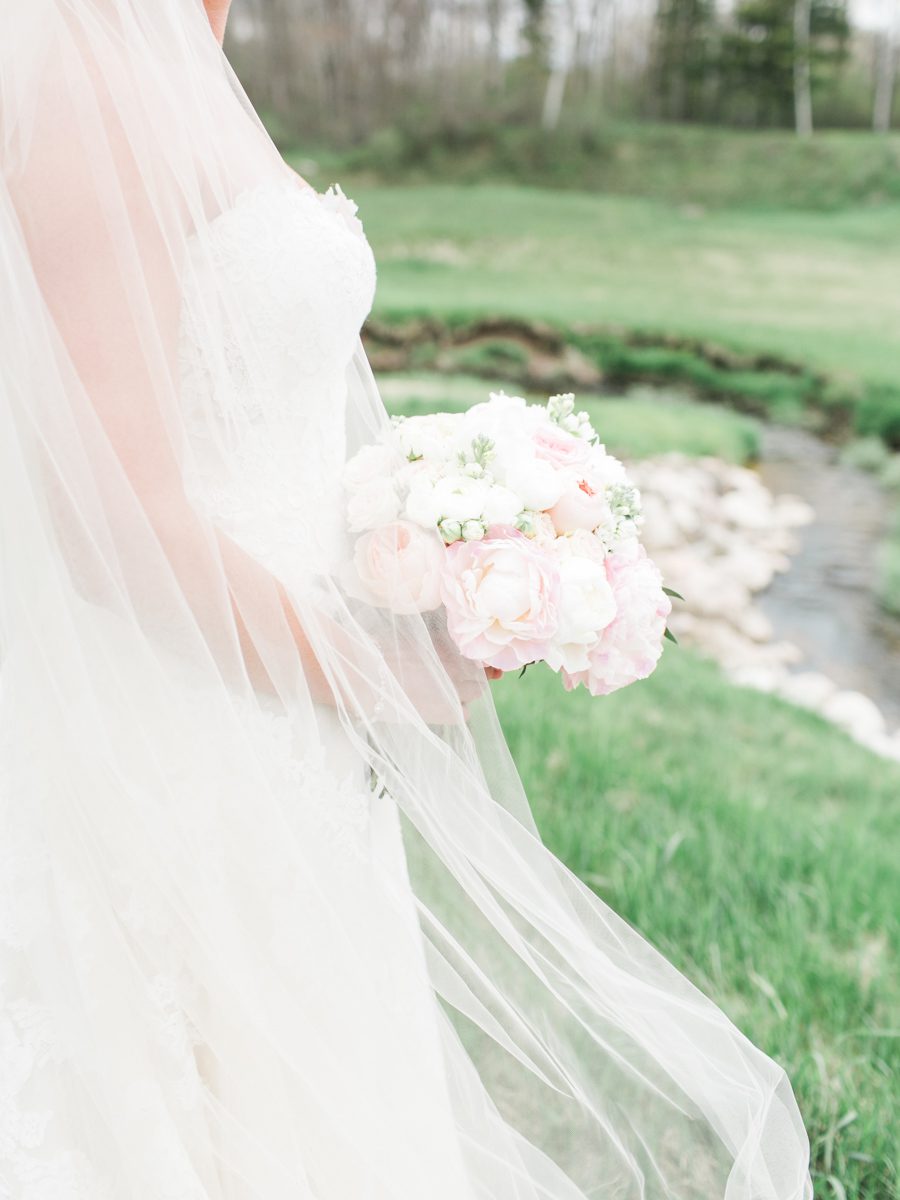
xmin=562 ymin=543 xmax=671 ymax=696
xmin=440 ymin=528 xmax=561 ymax=671
xmin=353 ymin=521 xmax=445 ymax=614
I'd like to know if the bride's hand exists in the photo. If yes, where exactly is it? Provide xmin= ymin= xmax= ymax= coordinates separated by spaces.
xmin=203 ymin=0 xmax=232 ymax=44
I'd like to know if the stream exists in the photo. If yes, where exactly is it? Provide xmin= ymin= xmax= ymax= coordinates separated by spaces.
xmin=756 ymin=425 xmax=900 ymax=730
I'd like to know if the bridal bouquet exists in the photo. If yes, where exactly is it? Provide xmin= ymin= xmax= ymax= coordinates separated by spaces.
xmin=343 ymin=392 xmax=673 ymax=696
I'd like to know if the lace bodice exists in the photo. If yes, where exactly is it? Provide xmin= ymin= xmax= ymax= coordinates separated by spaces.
xmin=177 ymin=180 xmax=377 ymax=578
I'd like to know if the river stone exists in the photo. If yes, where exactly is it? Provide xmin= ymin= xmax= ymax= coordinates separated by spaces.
xmin=631 ymin=451 xmax=898 ymax=762
xmin=822 ymin=691 xmax=887 ymax=741
xmin=778 ymin=672 xmax=839 ymax=711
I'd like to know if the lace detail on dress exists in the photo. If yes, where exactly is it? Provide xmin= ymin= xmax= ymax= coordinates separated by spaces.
xmin=177 ymin=180 xmax=376 ymax=578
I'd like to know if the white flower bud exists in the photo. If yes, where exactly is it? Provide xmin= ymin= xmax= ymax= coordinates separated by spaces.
xmin=514 ymin=510 xmax=537 ymax=537
xmin=461 ymin=519 xmax=486 ymax=541
xmin=438 ymin=518 xmax=463 ymax=544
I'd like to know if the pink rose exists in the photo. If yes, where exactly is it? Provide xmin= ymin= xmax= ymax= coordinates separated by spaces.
xmin=440 ymin=528 xmax=561 ymax=671
xmin=562 ymin=543 xmax=671 ymax=696
xmin=532 ymin=422 xmax=592 ymax=471
xmin=353 ymin=521 xmax=445 ymax=614
xmin=549 ymin=474 xmax=611 ymax=534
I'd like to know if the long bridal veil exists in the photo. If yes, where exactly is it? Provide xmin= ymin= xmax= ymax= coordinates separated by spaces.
xmin=0 ymin=2 xmax=812 ymax=1197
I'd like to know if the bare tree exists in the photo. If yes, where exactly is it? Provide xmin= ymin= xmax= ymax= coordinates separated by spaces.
xmin=793 ymin=0 xmax=814 ymax=135
xmin=873 ymin=3 xmax=899 ymax=131
xmin=541 ymin=0 xmax=579 ymax=130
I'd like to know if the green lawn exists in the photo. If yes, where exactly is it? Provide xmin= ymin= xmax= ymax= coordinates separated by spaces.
xmin=345 ymin=183 xmax=900 ymax=394
xmin=495 ymin=653 xmax=900 ymax=1200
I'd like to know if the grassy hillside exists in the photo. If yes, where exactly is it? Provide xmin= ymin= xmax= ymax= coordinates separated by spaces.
xmin=301 ymin=121 xmax=900 ymax=212
xmin=495 ymin=653 xmax=899 ymax=1200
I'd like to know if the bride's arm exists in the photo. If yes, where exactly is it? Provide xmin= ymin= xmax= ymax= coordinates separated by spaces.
xmin=8 ymin=14 xmax=483 ymax=722
xmin=203 ymin=0 xmax=233 ymax=45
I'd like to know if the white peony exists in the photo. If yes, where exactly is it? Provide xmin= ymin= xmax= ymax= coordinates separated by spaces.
xmin=394 ymin=412 xmax=465 ymax=463
xmin=544 ymin=553 xmax=617 ymax=675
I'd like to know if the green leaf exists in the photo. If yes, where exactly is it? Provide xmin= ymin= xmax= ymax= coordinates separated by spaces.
xmin=664 ymin=627 xmax=678 ymax=644
xmin=663 ymin=586 xmax=685 ymax=601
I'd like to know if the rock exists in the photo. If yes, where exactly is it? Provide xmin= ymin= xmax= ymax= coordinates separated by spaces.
xmin=736 ymin=608 xmax=774 ymax=644
xmin=719 ymin=490 xmax=778 ymax=531
xmin=720 ymin=547 xmax=778 ymax=592
xmin=729 ymin=664 xmax=787 ymax=694
xmin=778 ymin=672 xmax=838 ymax=711
xmin=822 ymin=691 xmax=887 ymax=742
xmin=773 ymin=494 xmax=815 ymax=528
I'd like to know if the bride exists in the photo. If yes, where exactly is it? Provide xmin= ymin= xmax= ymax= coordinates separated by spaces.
xmin=0 ymin=1 xmax=813 ymax=1197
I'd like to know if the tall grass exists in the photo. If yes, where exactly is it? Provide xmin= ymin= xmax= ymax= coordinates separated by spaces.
xmin=495 ymin=654 xmax=900 ymax=1199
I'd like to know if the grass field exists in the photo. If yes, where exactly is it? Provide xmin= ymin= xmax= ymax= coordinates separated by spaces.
xmin=339 ymin=183 xmax=900 ymax=395
xmin=495 ymin=654 xmax=900 ymax=1200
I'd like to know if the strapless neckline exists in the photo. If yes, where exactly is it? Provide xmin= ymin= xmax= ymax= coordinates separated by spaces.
xmin=177 ymin=176 xmax=377 ymax=580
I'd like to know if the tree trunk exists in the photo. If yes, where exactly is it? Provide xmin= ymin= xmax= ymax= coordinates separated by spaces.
xmin=793 ymin=0 xmax=813 ymax=136
xmin=873 ymin=10 xmax=898 ymax=132
xmin=540 ymin=0 xmax=578 ymax=132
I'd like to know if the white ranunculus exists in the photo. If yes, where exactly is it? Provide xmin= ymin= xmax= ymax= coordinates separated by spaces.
xmin=503 ymin=456 xmax=566 ymax=511
xmin=405 ymin=473 xmax=490 ymax=529
xmin=347 ymin=475 xmax=401 ymax=532
xmin=544 ymin=554 xmax=617 ymax=675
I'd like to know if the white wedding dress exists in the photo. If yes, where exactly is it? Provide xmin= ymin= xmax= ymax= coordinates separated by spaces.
xmin=1 ymin=181 xmax=474 ymax=1197
xmin=0 ymin=5 xmax=813 ymax=1198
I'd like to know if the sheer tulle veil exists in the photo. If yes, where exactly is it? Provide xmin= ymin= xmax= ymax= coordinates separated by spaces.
xmin=0 ymin=1 xmax=813 ymax=1196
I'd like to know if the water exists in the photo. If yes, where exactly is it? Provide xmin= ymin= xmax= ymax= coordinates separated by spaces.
xmin=756 ymin=425 xmax=900 ymax=727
